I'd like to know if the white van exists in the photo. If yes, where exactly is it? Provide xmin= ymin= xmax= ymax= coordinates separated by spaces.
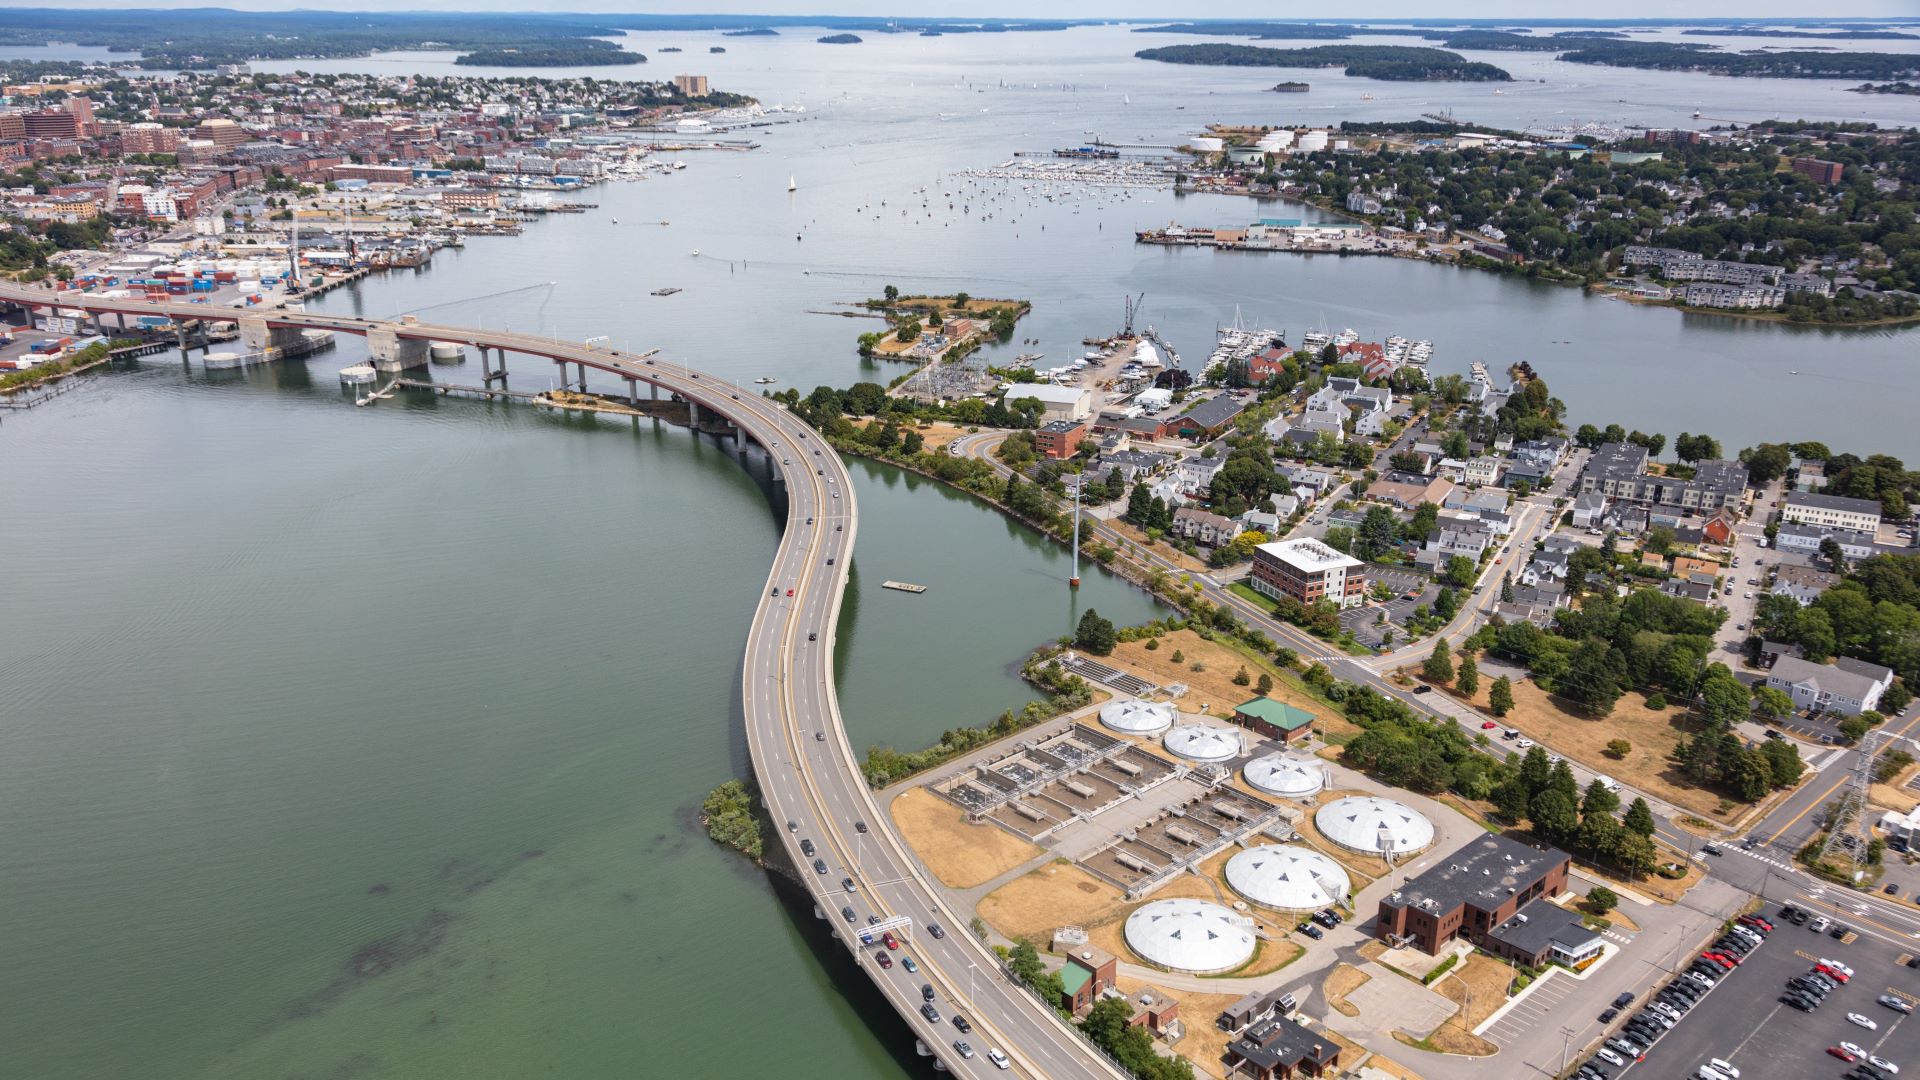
xmin=1595 ymin=774 xmax=1621 ymax=792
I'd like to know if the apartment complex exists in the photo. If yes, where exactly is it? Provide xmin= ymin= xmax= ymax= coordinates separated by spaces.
xmin=1780 ymin=491 xmax=1882 ymax=534
xmin=1623 ymin=245 xmax=1779 ymax=286
xmin=1791 ymin=156 xmax=1845 ymax=185
xmin=1249 ymin=538 xmax=1364 ymax=609
xmin=1576 ymin=442 xmax=1747 ymax=513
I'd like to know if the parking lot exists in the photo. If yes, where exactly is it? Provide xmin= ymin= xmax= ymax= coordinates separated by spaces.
xmin=1337 ymin=567 xmax=1438 ymax=648
xmin=1615 ymin=908 xmax=1920 ymax=1080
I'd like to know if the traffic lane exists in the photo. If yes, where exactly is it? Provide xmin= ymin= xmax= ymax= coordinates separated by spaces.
xmin=1625 ymin=915 xmax=1920 ymax=1080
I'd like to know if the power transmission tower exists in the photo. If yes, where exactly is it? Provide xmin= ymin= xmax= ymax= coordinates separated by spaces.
xmin=1815 ymin=731 xmax=1886 ymax=881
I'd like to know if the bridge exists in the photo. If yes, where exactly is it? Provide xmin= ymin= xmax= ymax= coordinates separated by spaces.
xmin=0 ymin=282 xmax=1127 ymax=1080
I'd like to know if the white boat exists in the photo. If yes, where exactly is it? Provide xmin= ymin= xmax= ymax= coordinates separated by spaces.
xmin=611 ymin=217 xmax=619 ymax=224
xmin=788 ymin=176 xmax=797 ymax=192
xmin=691 ymin=249 xmax=700 ymax=256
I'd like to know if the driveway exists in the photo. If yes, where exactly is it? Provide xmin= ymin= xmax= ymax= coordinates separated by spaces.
xmin=1342 ymin=961 xmax=1458 ymax=1039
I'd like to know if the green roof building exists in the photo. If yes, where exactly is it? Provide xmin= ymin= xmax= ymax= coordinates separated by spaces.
xmin=1231 ymin=697 xmax=1315 ymax=745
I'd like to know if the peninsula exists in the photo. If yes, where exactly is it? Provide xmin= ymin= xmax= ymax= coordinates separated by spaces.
xmin=1134 ymin=44 xmax=1513 ymax=82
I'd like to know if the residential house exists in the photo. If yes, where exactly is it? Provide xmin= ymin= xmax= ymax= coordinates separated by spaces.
xmin=1463 ymin=456 xmax=1503 ymax=487
xmin=1100 ymin=450 xmax=1172 ymax=483
xmin=1306 ymin=377 xmax=1392 ymax=437
xmin=1670 ymin=555 xmax=1722 ymax=581
xmin=1282 ymin=411 xmax=1344 ymax=448
xmin=1366 ymin=473 xmax=1455 ymax=511
xmin=1284 ymin=466 xmax=1342 ymax=499
xmin=1269 ymin=494 xmax=1302 ymax=520
xmin=1794 ymin=460 xmax=1827 ymax=493
xmin=1570 ymin=491 xmax=1609 ymax=530
xmin=1172 ymin=506 xmax=1240 ymax=547
xmin=1775 ymin=563 xmax=1840 ymax=606
xmin=1501 ymin=460 xmax=1550 ymax=491
xmin=1172 ymin=394 xmax=1247 ymax=440
xmin=1578 ymin=442 xmax=1748 ymax=513
xmin=1175 ymin=453 xmax=1226 ymax=496
xmin=1241 ymin=509 xmax=1283 ymax=536
xmin=1520 ymin=549 xmax=1570 ymax=587
xmin=1427 ymin=523 xmax=1494 ymax=562
xmin=1765 ymin=654 xmax=1895 ymax=716
xmin=1774 ymin=522 xmax=1878 ymax=561
xmin=1702 ymin=507 xmax=1739 ymax=547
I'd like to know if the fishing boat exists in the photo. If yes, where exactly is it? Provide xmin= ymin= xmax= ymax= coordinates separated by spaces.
xmin=755 ymin=376 xmax=776 ymax=384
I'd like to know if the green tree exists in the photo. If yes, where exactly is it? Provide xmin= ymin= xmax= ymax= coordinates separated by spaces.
xmin=1581 ymin=778 xmax=1621 ymax=818
xmin=1256 ymin=672 xmax=1274 ymax=695
xmin=1074 ymin=609 xmax=1117 ymax=655
xmin=1605 ymin=738 xmax=1632 ymax=759
xmin=883 ymin=284 xmax=899 ymax=301
xmin=1697 ymin=664 xmax=1750 ymax=728
xmin=1759 ymin=738 xmax=1804 ymax=788
xmin=1488 ymin=675 xmax=1515 ymax=717
xmin=1751 ymin=685 xmax=1795 ymax=722
xmin=901 ymin=429 xmax=924 ymax=455
xmin=1443 ymin=555 xmax=1477 ymax=589
xmin=1008 ymin=938 xmax=1046 ymax=988
xmin=1455 ymin=653 xmax=1480 ymax=697
xmin=1623 ymin=796 xmax=1656 ymax=839
xmin=1492 ymin=778 xmax=1531 ymax=822
xmin=1585 ymin=885 xmax=1619 ymax=915
xmin=1424 ymin=639 xmax=1455 ymax=684
xmin=1530 ymin=788 xmax=1580 ymax=845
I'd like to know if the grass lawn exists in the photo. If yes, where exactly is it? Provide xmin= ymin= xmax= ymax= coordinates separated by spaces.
xmin=890 ymin=787 xmax=1042 ymax=889
xmin=1323 ymin=963 xmax=1370 ymax=1017
xmin=1107 ymin=629 xmax=1357 ymax=740
xmin=1105 ymin=517 xmax=1211 ymax=573
xmin=1226 ymin=583 xmax=1373 ymax=656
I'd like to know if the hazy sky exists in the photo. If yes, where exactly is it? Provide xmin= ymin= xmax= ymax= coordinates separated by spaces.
xmin=5 ymin=2 xmax=1914 ymax=17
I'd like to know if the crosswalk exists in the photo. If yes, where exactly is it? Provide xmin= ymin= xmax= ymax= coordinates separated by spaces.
xmin=1724 ymin=841 xmax=1794 ymax=872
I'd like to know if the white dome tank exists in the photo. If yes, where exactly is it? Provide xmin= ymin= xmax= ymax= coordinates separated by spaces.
xmin=1314 ymin=796 xmax=1435 ymax=856
xmin=1225 ymin=845 xmax=1351 ymax=912
xmin=1100 ymin=699 xmax=1175 ymax=736
xmin=1124 ymin=898 xmax=1256 ymax=973
xmin=1243 ymin=753 xmax=1326 ymax=799
xmin=1162 ymin=723 xmax=1242 ymax=763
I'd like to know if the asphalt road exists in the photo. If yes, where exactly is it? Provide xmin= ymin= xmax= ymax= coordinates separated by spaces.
xmin=5 ymin=283 xmax=1126 ymax=1080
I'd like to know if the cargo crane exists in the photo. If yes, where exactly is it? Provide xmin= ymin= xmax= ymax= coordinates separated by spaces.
xmin=1121 ymin=292 xmax=1145 ymax=337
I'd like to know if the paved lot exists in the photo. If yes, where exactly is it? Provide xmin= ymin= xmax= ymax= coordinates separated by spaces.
xmin=1483 ymin=965 xmax=1583 ymax=1047
xmin=1616 ymin=911 xmax=1920 ymax=1080
xmin=1344 ymin=961 xmax=1457 ymax=1039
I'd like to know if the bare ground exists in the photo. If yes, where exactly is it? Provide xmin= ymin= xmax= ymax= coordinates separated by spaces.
xmin=1108 ymin=630 xmax=1354 ymax=739
xmin=1323 ymin=963 xmax=1370 ymax=1018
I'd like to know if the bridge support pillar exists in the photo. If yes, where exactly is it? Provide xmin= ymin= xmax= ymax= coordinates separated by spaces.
xmin=688 ymin=400 xmax=701 ymax=428
xmin=239 ymin=316 xmax=306 ymax=361
xmin=650 ymin=382 xmax=658 ymax=401
xmin=115 ymin=312 xmax=127 ymax=332
xmin=175 ymin=323 xmax=191 ymax=361
xmin=480 ymin=347 xmax=509 ymax=386
xmin=366 ymin=327 xmax=429 ymax=373
xmin=576 ymin=362 xmax=588 ymax=393
xmin=625 ymin=375 xmax=638 ymax=406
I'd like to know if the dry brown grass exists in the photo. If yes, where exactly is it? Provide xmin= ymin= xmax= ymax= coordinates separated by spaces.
xmin=977 ymin=862 xmax=1128 ymax=944
xmin=1871 ymin=761 xmax=1920 ymax=812
xmin=1108 ymin=630 xmax=1355 ymax=739
xmin=1323 ymin=963 xmax=1371 ymax=1018
xmin=1434 ymin=954 xmax=1513 ymax=1030
xmin=1423 ymin=669 xmax=1725 ymax=819
xmin=883 ymin=295 xmax=1026 ymax=318
xmin=1116 ymin=976 xmax=1245 ymax=1079
xmin=890 ymin=787 xmax=1043 ymax=889
xmin=1360 ymin=1050 xmax=1428 ymax=1080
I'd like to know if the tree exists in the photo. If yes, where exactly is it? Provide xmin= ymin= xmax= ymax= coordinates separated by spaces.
xmin=1008 ymin=938 xmax=1046 ymax=988
xmin=1559 ymin=638 xmax=1623 ymax=716
xmin=1232 ymin=667 xmax=1251 ymax=687
xmin=1424 ymin=639 xmax=1455 ymax=684
xmin=1585 ymin=885 xmax=1619 ymax=915
xmin=1675 ymin=432 xmax=1722 ymax=463
xmin=1605 ymin=738 xmax=1632 ymax=759
xmin=1582 ymin=778 xmax=1621 ymax=818
xmin=1443 ymin=555 xmax=1477 ymax=589
xmin=1518 ymin=744 xmax=1553 ymax=797
xmin=883 ymin=284 xmax=899 ymax=301
xmin=1623 ymin=796 xmax=1656 ymax=839
xmin=1074 ymin=609 xmax=1117 ymax=655
xmin=1740 ymin=442 xmax=1792 ymax=485
xmin=1489 ymin=675 xmax=1515 ymax=717
xmin=1256 ymin=672 xmax=1274 ymax=695
xmin=1530 ymin=788 xmax=1579 ymax=845
xmin=1492 ymin=777 xmax=1531 ymax=821
xmin=1820 ymin=536 xmax=1848 ymax=573
xmin=1697 ymin=664 xmax=1750 ymax=728
xmin=1456 ymin=653 xmax=1480 ymax=697
xmin=1759 ymin=738 xmax=1804 ymax=788
xmin=1751 ymin=685 xmax=1795 ymax=722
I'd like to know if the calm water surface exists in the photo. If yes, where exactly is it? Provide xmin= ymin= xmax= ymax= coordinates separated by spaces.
xmin=2 ymin=23 xmax=1916 ymax=1079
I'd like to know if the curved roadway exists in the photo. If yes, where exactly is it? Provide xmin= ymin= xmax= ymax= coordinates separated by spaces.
xmin=5 ymin=284 xmax=1125 ymax=1080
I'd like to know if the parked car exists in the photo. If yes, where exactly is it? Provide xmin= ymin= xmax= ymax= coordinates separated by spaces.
xmin=1879 ymin=994 xmax=1915 ymax=1014
xmin=1809 ymin=916 xmax=1832 ymax=933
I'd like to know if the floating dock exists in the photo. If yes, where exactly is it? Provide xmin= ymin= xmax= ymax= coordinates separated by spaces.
xmin=881 ymin=581 xmax=927 ymax=594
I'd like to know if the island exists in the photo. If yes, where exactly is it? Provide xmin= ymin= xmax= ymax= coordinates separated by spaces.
xmin=1134 ymin=44 xmax=1513 ymax=82
xmin=455 ymin=43 xmax=644 ymax=67
xmin=1555 ymin=40 xmax=1920 ymax=80
xmin=722 ymin=27 xmax=778 ymax=36
xmin=818 ymin=33 xmax=863 ymax=45
xmin=659 ymin=46 xmax=682 ymax=53
xmin=710 ymin=46 xmax=726 ymax=53
xmin=1269 ymin=81 xmax=1310 ymax=92
xmin=1851 ymin=81 xmax=1920 ymax=95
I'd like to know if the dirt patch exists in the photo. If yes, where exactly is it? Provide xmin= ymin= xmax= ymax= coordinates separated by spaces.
xmin=1357 ymin=939 xmax=1390 ymax=963
xmin=1323 ymin=963 xmax=1371 ymax=1018
xmin=877 ymin=295 xmax=1027 ymax=318
xmin=1870 ymin=761 xmax=1920 ymax=812
xmin=1359 ymin=1050 xmax=1427 ymax=1080
xmin=1434 ymin=954 xmax=1513 ymax=1030
xmin=891 ymin=787 xmax=1042 ymax=889
xmin=1117 ymin=976 xmax=1245 ymax=1079
xmin=977 ymin=863 xmax=1127 ymax=945
xmin=1394 ymin=1022 xmax=1497 ymax=1057
xmin=1427 ymin=669 xmax=1728 ymax=819
xmin=1108 ymin=629 xmax=1354 ymax=739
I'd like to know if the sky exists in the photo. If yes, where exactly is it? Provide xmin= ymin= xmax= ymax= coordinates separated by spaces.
xmin=2 ymin=2 xmax=1914 ymax=17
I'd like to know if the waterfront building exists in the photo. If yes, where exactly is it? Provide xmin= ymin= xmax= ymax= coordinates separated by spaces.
xmin=1034 ymin=418 xmax=1086 ymax=459
xmin=1781 ymin=491 xmax=1882 ymax=533
xmin=671 ymin=74 xmax=710 ymax=97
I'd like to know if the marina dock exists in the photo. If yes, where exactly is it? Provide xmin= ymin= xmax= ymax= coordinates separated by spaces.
xmin=881 ymin=581 xmax=928 ymax=594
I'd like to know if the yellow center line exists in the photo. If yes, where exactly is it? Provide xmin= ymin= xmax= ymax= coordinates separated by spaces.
xmin=1766 ymin=773 xmax=1851 ymax=845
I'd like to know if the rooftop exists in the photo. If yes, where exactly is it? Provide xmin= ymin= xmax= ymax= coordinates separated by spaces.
xmin=1785 ymin=490 xmax=1883 ymax=516
xmin=1485 ymin=899 xmax=1600 ymax=958
xmin=1380 ymin=834 xmax=1566 ymax=916
xmin=1255 ymin=537 xmax=1363 ymax=574
xmin=1233 ymin=697 xmax=1314 ymax=731
xmin=1769 ymin=654 xmax=1893 ymax=700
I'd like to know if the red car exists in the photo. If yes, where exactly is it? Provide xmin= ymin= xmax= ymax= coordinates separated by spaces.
xmin=883 ymin=932 xmax=900 ymax=950
xmin=1701 ymin=953 xmax=1735 ymax=969
xmin=1829 ymin=1046 xmax=1859 ymax=1062
xmin=1816 ymin=964 xmax=1850 ymax=983
xmin=786 ymin=588 xmax=795 ymax=597
xmin=1742 ymin=915 xmax=1775 ymax=932
xmin=875 ymin=951 xmax=893 ymax=969
xmin=1481 ymin=720 xmax=1499 ymax=730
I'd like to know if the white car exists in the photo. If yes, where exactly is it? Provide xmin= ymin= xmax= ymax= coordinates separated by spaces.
xmin=1842 ymin=1042 xmax=1868 ymax=1059
xmin=1710 ymin=1058 xmax=1742 ymax=1078
xmin=1516 ymin=738 xmax=1536 ymax=750
xmin=987 ymin=1048 xmax=1011 ymax=1070
xmin=1871 ymin=1057 xmax=1900 ymax=1075
xmin=1597 ymin=1048 xmax=1626 ymax=1067
xmin=1849 ymin=1013 xmax=1879 ymax=1031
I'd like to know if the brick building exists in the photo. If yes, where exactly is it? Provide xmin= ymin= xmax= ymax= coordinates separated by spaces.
xmin=1224 ymin=1015 xmax=1342 ymax=1079
xmin=1034 ymin=418 xmax=1086 ymax=459
xmin=1249 ymin=538 xmax=1364 ymax=609
xmin=1375 ymin=834 xmax=1600 ymax=968
xmin=1230 ymin=697 xmax=1315 ymax=746
xmin=1791 ymin=157 xmax=1845 ymax=185
xmin=1057 ymin=947 xmax=1116 ymax=1014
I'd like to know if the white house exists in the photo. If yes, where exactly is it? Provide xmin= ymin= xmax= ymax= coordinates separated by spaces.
xmin=1781 ymin=491 xmax=1881 ymax=534
xmin=1464 ymin=457 xmax=1502 ymax=487
xmin=1765 ymin=655 xmax=1894 ymax=716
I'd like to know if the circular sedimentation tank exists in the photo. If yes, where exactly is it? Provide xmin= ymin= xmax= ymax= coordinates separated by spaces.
xmin=1224 ymin=844 xmax=1351 ymax=912
xmin=1099 ymin=699 xmax=1175 ymax=736
xmin=1243 ymin=752 xmax=1325 ymax=799
xmin=1161 ymin=723 xmax=1241 ymax=763
xmin=1123 ymin=897 xmax=1256 ymax=974
xmin=1314 ymin=796 xmax=1435 ymax=857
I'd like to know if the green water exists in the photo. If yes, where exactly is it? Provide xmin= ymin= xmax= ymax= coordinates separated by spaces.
xmin=0 ymin=362 xmax=1164 ymax=1077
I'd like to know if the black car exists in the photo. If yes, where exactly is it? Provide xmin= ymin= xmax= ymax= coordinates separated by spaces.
xmin=1612 ymin=992 xmax=1636 ymax=1009
xmin=920 ymin=1003 xmax=940 ymax=1023
xmin=927 ymin=923 xmax=944 ymax=939
xmin=855 ymin=821 xmax=868 ymax=834
xmin=922 ymin=983 xmax=936 ymax=1002
xmin=953 ymin=1016 xmax=972 ymax=1033
xmin=808 ymin=632 xmax=818 ymax=641
xmin=1831 ymin=923 xmax=1852 ymax=938
xmin=1625 ymin=1019 xmax=1661 ymax=1037
xmin=1782 ymin=995 xmax=1816 ymax=1012
xmin=801 ymin=839 xmax=816 ymax=857
xmin=1780 ymin=904 xmax=1801 ymax=919
xmin=841 ymin=906 xmax=856 ymax=922
xmin=812 ymin=858 xmax=827 ymax=874
xmin=1598 ymin=1007 xmax=1619 ymax=1023
xmin=1298 ymin=923 xmax=1324 ymax=940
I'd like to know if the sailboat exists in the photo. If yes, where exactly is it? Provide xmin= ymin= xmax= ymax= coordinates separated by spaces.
xmin=788 ymin=176 xmax=797 ymax=192
xmin=1123 ymin=94 xmax=1131 ymax=105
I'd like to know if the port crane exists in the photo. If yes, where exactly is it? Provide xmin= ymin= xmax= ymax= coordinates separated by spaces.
xmin=1121 ymin=292 xmax=1145 ymax=337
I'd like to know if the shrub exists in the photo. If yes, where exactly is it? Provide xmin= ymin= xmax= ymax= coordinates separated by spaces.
xmin=1605 ymin=739 xmax=1631 ymax=759
xmin=1646 ymin=692 xmax=1667 ymax=710
xmin=1232 ymin=667 xmax=1252 ymax=686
